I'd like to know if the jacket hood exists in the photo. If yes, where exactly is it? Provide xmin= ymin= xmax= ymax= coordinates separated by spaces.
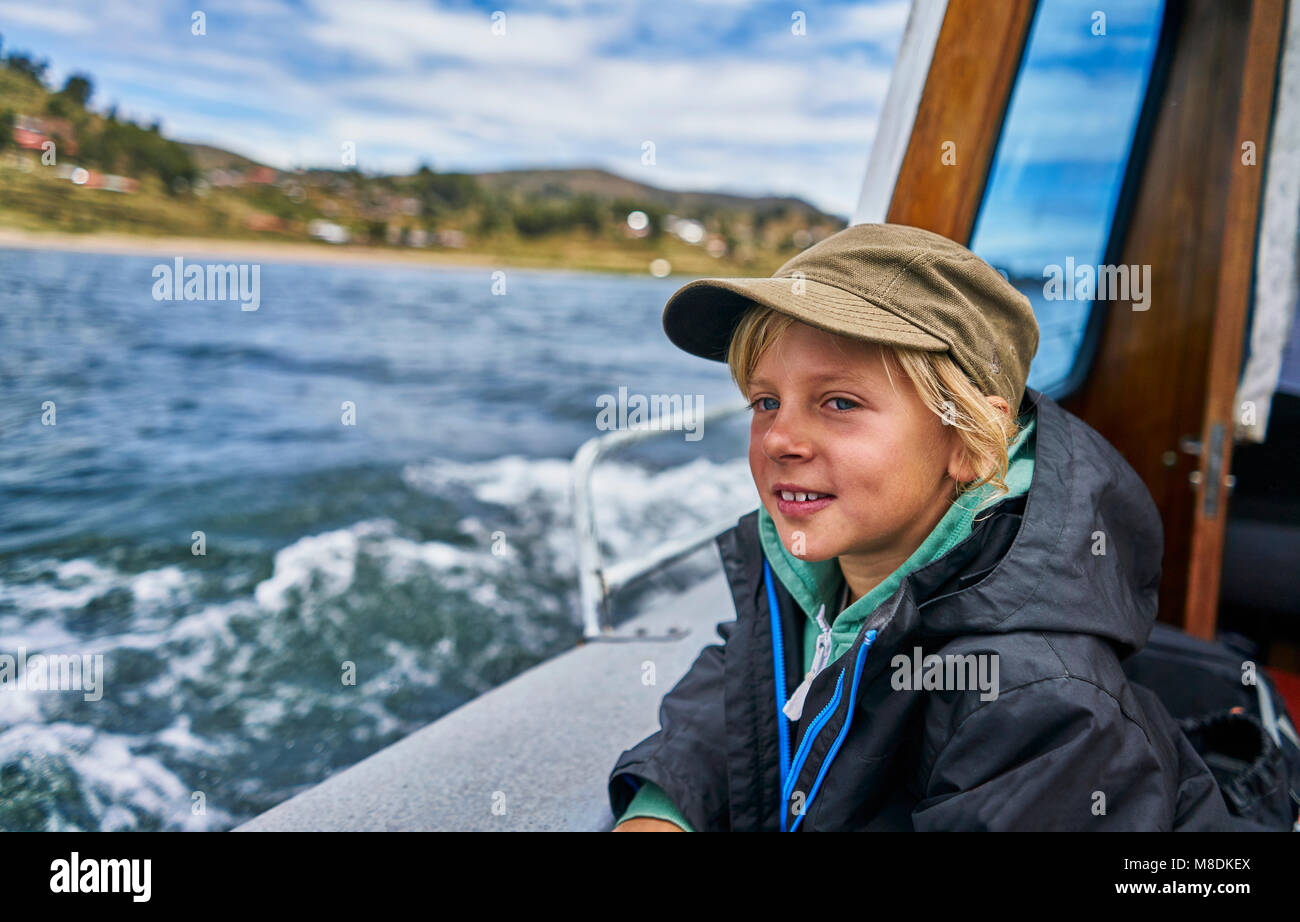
xmin=756 ymin=387 xmax=1163 ymax=659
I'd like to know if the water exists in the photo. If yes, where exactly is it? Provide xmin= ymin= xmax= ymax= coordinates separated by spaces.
xmin=0 ymin=249 xmax=760 ymax=830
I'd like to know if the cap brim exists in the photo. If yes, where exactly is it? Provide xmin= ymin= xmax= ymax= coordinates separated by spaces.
xmin=662 ymin=276 xmax=949 ymax=362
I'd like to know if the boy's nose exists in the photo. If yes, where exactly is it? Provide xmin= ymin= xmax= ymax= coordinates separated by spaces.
xmin=761 ymin=411 xmax=813 ymax=460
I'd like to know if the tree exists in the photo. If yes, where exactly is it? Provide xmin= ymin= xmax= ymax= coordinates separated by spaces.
xmin=567 ymin=193 xmax=602 ymax=235
xmin=414 ymin=169 xmax=481 ymax=215
xmin=78 ymin=117 xmax=198 ymax=192
xmin=475 ymin=195 xmax=508 ymax=235
xmin=5 ymin=51 xmax=49 ymax=86
xmin=643 ymin=206 xmax=666 ymax=239
xmin=513 ymin=198 xmax=567 ymax=237
xmin=61 ymin=73 xmax=93 ymax=108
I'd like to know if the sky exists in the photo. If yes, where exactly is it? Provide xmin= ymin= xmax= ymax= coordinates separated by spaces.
xmin=0 ymin=0 xmax=914 ymax=220
xmin=969 ymin=0 xmax=1164 ymax=276
xmin=0 ymin=0 xmax=1172 ymax=266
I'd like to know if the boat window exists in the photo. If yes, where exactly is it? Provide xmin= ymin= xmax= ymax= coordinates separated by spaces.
xmin=967 ymin=0 xmax=1167 ymax=398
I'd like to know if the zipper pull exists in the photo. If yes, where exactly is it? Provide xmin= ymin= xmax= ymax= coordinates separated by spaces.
xmin=783 ymin=604 xmax=833 ymax=722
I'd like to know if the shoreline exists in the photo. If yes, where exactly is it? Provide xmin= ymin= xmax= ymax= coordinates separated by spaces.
xmin=0 ymin=227 xmax=661 ymax=276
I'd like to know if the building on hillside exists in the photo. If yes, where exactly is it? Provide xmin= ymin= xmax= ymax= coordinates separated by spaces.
xmin=12 ymin=115 xmax=79 ymax=156
xmin=308 ymin=219 xmax=350 ymax=244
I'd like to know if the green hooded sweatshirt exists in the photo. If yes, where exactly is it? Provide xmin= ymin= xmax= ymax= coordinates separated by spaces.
xmin=615 ymin=407 xmax=1038 ymax=831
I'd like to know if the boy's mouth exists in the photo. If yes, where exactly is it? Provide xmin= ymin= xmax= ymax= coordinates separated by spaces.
xmin=772 ymin=483 xmax=836 ymax=517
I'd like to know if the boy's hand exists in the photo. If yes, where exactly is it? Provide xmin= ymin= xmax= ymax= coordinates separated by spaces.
xmin=612 ymin=817 xmax=685 ymax=832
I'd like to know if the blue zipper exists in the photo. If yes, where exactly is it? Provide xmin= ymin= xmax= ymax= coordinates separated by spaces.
xmin=764 ymin=557 xmax=878 ymax=832
xmin=790 ymin=628 xmax=877 ymax=831
xmin=782 ymin=668 xmax=846 ymax=808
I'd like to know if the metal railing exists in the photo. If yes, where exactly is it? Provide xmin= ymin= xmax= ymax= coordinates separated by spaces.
xmin=570 ymin=398 xmax=750 ymax=639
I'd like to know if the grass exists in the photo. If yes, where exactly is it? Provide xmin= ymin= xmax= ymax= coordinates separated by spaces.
xmin=0 ymin=160 xmax=796 ymax=276
xmin=0 ymin=64 xmax=812 ymax=277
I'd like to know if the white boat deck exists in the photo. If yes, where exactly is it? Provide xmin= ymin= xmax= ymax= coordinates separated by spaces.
xmin=235 ymin=567 xmax=732 ymax=831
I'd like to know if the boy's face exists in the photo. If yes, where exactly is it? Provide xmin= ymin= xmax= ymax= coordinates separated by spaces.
xmin=746 ymin=320 xmax=970 ymax=569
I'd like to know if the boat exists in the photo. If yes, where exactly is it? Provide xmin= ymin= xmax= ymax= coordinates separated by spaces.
xmin=236 ymin=0 xmax=1300 ymax=831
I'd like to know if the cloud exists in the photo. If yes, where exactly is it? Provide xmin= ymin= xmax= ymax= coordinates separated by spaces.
xmin=0 ymin=1 xmax=96 ymax=35
xmin=299 ymin=0 xmax=617 ymax=68
xmin=823 ymin=1 xmax=913 ymax=43
xmin=0 ymin=0 xmax=910 ymax=216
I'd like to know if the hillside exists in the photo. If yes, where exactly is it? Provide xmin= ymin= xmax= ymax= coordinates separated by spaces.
xmin=0 ymin=42 xmax=847 ymax=275
xmin=475 ymin=166 xmax=834 ymax=221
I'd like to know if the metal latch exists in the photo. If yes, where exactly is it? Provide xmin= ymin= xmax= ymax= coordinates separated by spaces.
xmin=1183 ymin=423 xmax=1236 ymax=517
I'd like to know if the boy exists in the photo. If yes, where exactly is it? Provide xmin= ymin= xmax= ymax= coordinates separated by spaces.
xmin=608 ymin=223 xmax=1234 ymax=831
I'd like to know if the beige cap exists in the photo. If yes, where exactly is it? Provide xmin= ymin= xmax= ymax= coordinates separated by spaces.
xmin=661 ymin=222 xmax=1040 ymax=409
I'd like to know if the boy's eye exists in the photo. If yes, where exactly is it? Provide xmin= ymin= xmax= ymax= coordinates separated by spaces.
xmin=747 ymin=396 xmax=858 ymax=412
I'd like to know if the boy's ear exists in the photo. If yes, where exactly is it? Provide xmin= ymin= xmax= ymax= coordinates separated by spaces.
xmin=948 ymin=444 xmax=976 ymax=485
xmin=946 ymin=395 xmax=1012 ymax=483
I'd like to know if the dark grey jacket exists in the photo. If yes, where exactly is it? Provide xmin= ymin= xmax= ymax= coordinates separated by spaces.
xmin=608 ymin=387 xmax=1236 ymax=831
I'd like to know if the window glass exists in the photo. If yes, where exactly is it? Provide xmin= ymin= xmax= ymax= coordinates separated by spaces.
xmin=968 ymin=0 xmax=1166 ymax=395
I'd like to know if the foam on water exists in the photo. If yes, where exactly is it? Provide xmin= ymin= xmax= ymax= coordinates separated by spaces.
xmin=0 ymin=450 xmax=759 ymax=830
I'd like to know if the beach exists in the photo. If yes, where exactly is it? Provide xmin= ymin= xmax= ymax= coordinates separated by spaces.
xmin=0 ymin=226 xmax=769 ymax=276
xmin=0 ymin=227 xmax=517 ymax=272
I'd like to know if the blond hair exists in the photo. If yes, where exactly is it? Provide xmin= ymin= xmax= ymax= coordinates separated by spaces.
xmin=726 ymin=304 xmax=1023 ymax=517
